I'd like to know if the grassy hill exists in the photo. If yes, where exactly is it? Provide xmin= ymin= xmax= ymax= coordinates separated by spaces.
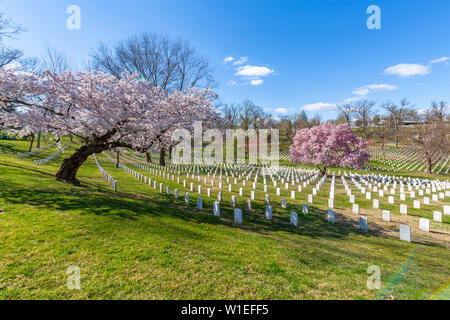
xmin=0 ymin=140 xmax=449 ymax=299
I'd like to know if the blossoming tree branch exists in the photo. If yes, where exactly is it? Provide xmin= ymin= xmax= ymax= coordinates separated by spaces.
xmin=0 ymin=69 xmax=219 ymax=185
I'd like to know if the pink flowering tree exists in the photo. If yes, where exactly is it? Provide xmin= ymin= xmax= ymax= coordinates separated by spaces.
xmin=289 ymin=122 xmax=369 ymax=175
xmin=0 ymin=69 xmax=219 ymax=185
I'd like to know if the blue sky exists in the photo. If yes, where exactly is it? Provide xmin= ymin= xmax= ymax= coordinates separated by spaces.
xmin=2 ymin=0 xmax=450 ymax=120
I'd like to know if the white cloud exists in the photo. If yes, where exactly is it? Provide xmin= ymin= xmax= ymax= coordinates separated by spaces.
xmin=250 ymin=79 xmax=264 ymax=86
xmin=384 ymin=63 xmax=430 ymax=77
xmin=344 ymin=97 xmax=363 ymax=103
xmin=430 ymin=57 xmax=450 ymax=64
xmin=352 ymin=84 xmax=398 ymax=96
xmin=233 ymin=56 xmax=248 ymax=66
xmin=235 ymin=65 xmax=274 ymax=77
xmin=275 ymin=107 xmax=289 ymax=114
xmin=301 ymin=102 xmax=337 ymax=112
xmin=223 ymin=56 xmax=234 ymax=64
xmin=273 ymin=116 xmax=281 ymax=122
xmin=228 ymin=80 xmax=238 ymax=86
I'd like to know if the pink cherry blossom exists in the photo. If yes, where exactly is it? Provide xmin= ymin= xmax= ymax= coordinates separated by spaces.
xmin=289 ymin=122 xmax=370 ymax=174
xmin=0 ymin=69 xmax=219 ymax=184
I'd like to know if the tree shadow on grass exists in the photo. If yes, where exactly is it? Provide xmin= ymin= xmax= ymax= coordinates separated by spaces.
xmin=0 ymin=180 xmax=369 ymax=243
xmin=0 ymin=162 xmax=55 ymax=178
xmin=0 ymin=143 xmax=24 ymax=155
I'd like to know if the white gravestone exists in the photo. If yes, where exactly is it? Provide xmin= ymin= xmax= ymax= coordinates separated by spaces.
xmin=433 ymin=211 xmax=442 ymax=222
xmin=234 ymin=209 xmax=242 ymax=224
xmin=399 ymin=225 xmax=411 ymax=242
xmin=423 ymin=197 xmax=430 ymax=205
xmin=290 ymin=212 xmax=298 ymax=226
xmin=373 ymin=199 xmax=379 ymax=209
xmin=444 ymin=205 xmax=450 ymax=215
xmin=328 ymin=199 xmax=334 ymax=209
xmin=213 ymin=201 xmax=220 ymax=216
xmin=359 ymin=216 xmax=368 ymax=231
xmin=302 ymin=204 xmax=309 ymax=215
xmin=174 ymin=189 xmax=179 ymax=199
xmin=197 ymin=197 xmax=203 ymax=210
xmin=349 ymin=195 xmax=355 ymax=203
xmin=231 ymin=195 xmax=236 ymax=207
xmin=400 ymin=204 xmax=407 ymax=215
xmin=265 ymin=205 xmax=273 ymax=220
xmin=388 ymin=196 xmax=394 ymax=204
xmin=419 ymin=218 xmax=430 ymax=232
xmin=281 ymin=198 xmax=287 ymax=209
xmin=366 ymin=192 xmax=371 ymax=200
xmin=413 ymin=200 xmax=420 ymax=209
xmin=185 ymin=192 xmax=189 ymax=204
xmin=265 ymin=194 xmax=270 ymax=204
xmin=382 ymin=210 xmax=390 ymax=222
xmin=327 ymin=209 xmax=335 ymax=223
xmin=246 ymin=200 xmax=252 ymax=212
xmin=352 ymin=204 xmax=359 ymax=214
xmin=308 ymin=194 xmax=313 ymax=203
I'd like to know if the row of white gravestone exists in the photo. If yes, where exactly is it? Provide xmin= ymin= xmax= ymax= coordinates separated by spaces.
xmin=126 ymin=150 xmax=446 ymax=198
xmin=340 ymin=173 xmax=447 ymax=240
xmin=105 ymin=152 xmax=449 ymax=243
xmin=120 ymin=154 xmax=450 ymax=227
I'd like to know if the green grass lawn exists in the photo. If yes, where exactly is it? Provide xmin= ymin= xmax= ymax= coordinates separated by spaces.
xmin=0 ymin=140 xmax=449 ymax=299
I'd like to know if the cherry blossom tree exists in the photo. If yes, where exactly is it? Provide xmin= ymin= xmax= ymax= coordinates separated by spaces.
xmin=289 ymin=123 xmax=369 ymax=175
xmin=0 ymin=69 xmax=218 ymax=185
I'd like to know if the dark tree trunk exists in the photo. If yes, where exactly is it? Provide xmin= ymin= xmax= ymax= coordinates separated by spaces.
xmin=318 ymin=166 xmax=327 ymax=176
xmin=36 ymin=131 xmax=41 ymax=149
xmin=168 ymin=146 xmax=172 ymax=160
xmin=427 ymin=156 xmax=432 ymax=174
xmin=56 ymin=144 xmax=108 ymax=185
xmin=116 ymin=150 xmax=120 ymax=168
xmin=395 ymin=123 xmax=399 ymax=148
xmin=28 ymin=134 xmax=35 ymax=152
xmin=69 ymin=134 xmax=73 ymax=143
xmin=159 ymin=148 xmax=166 ymax=166
xmin=146 ymin=152 xmax=152 ymax=163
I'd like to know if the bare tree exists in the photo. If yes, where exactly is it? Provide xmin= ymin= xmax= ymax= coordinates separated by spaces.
xmin=354 ymin=100 xmax=375 ymax=140
xmin=222 ymin=103 xmax=241 ymax=128
xmin=381 ymin=98 xmax=412 ymax=148
xmin=430 ymin=101 xmax=447 ymax=122
xmin=239 ymin=99 xmax=254 ymax=131
xmin=90 ymin=32 xmax=214 ymax=92
xmin=337 ymin=103 xmax=354 ymax=127
xmin=90 ymin=32 xmax=215 ymax=165
xmin=309 ymin=114 xmax=322 ymax=127
xmin=0 ymin=9 xmax=26 ymax=69
xmin=409 ymin=107 xmax=449 ymax=174
xmin=372 ymin=114 xmax=387 ymax=150
xmin=40 ymin=45 xmax=72 ymax=74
